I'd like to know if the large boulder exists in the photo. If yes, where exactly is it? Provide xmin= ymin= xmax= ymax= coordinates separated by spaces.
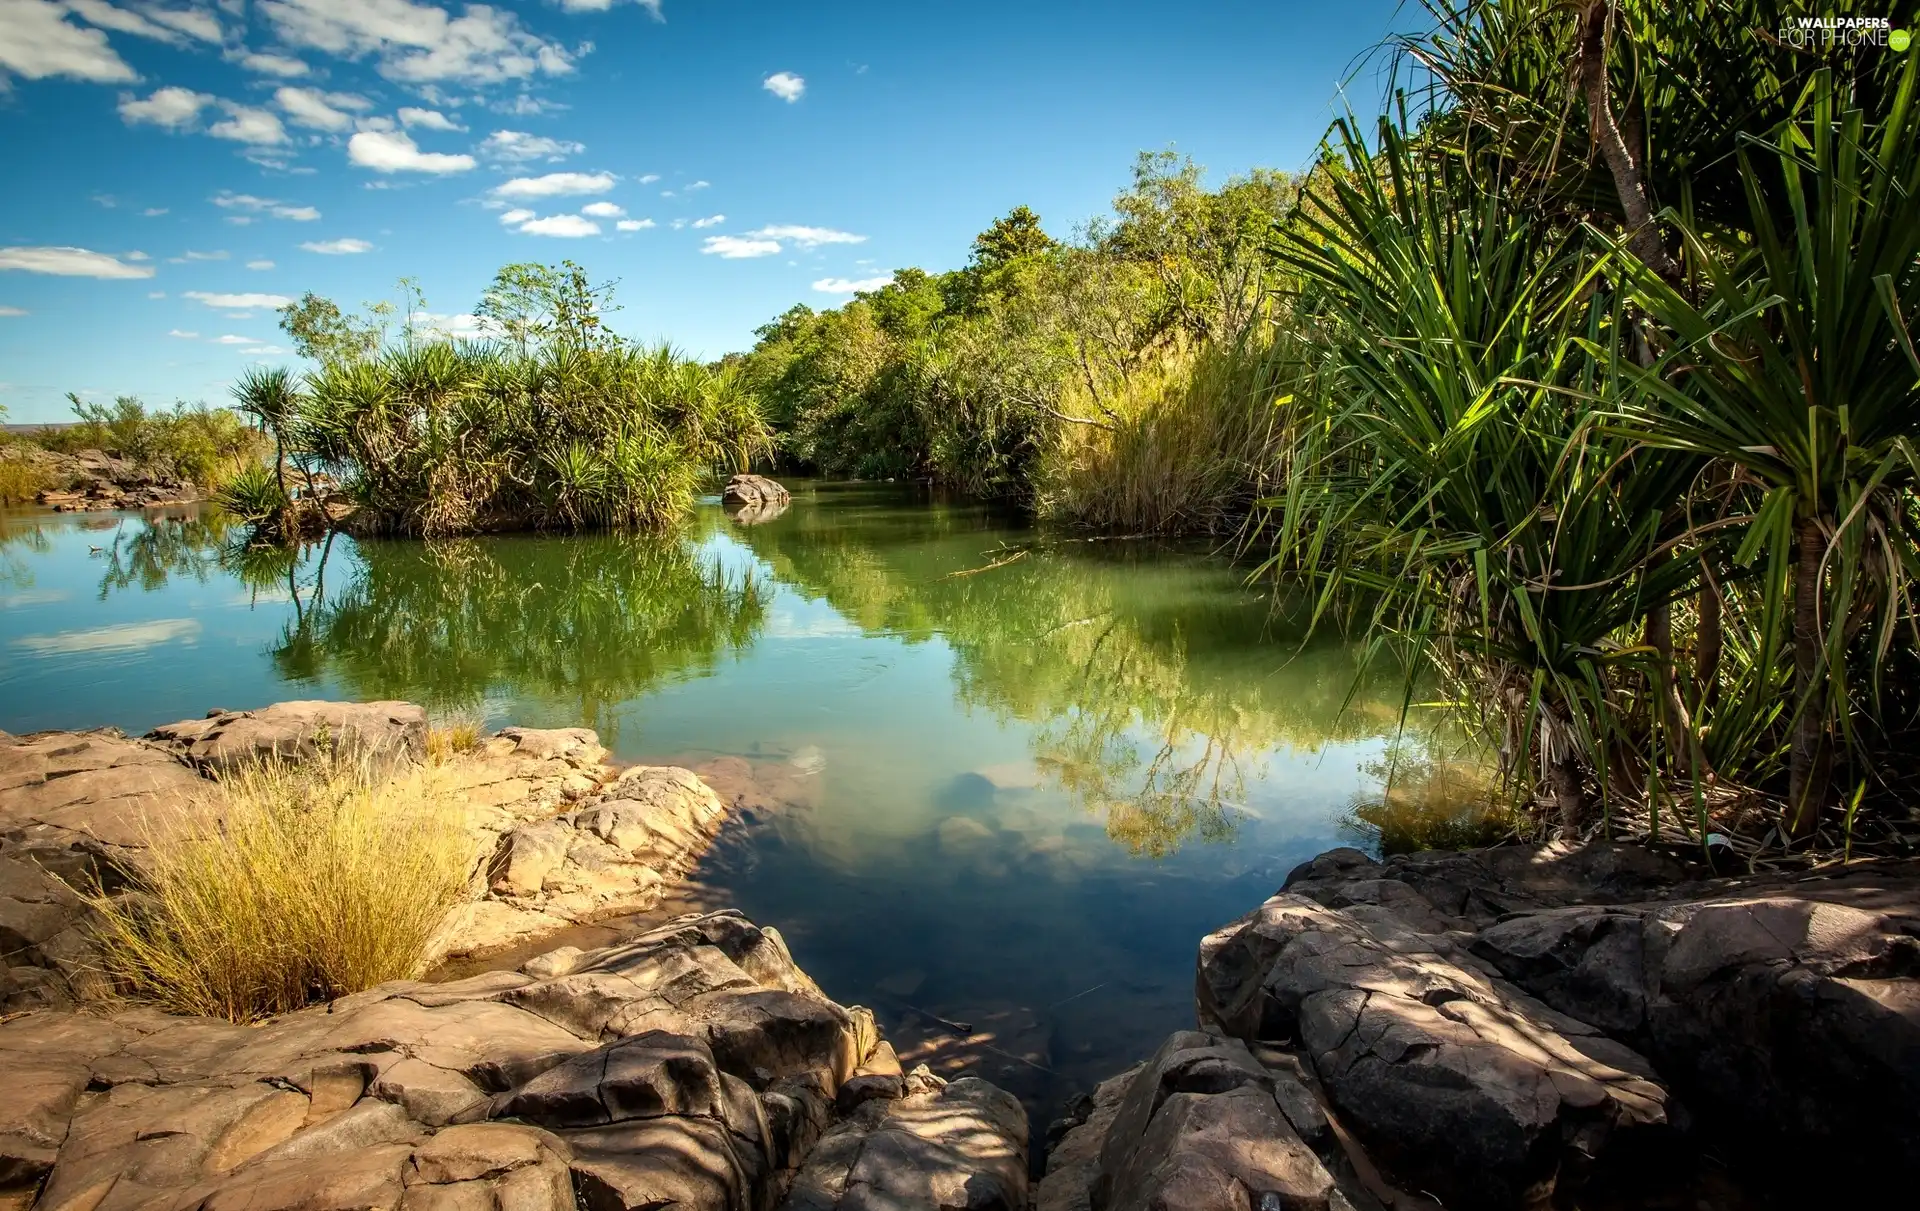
xmin=722 ymin=475 xmax=791 ymax=525
xmin=1087 ymin=1031 xmax=1335 ymax=1211
xmin=778 ymin=1076 xmax=1028 ymax=1211
xmin=1196 ymin=892 xmax=1670 ymax=1210
xmin=146 ymin=701 xmax=428 ymax=774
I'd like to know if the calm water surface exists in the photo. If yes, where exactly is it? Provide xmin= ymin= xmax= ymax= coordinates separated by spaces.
xmin=0 ymin=482 xmax=1438 ymax=1118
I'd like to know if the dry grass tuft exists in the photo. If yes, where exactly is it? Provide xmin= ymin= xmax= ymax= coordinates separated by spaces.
xmin=426 ymin=717 xmax=484 ymax=764
xmin=90 ymin=752 xmax=476 ymax=1021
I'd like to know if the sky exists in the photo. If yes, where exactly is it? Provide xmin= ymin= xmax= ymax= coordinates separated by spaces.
xmin=0 ymin=0 xmax=1411 ymax=422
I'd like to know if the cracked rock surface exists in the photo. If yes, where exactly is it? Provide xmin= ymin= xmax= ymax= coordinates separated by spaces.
xmin=0 ymin=911 xmax=1029 ymax=1211
xmin=1043 ymin=842 xmax=1920 ymax=1211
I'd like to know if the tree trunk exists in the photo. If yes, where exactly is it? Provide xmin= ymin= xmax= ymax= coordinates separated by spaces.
xmin=1786 ymin=516 xmax=1832 ymax=837
xmin=1577 ymin=2 xmax=1683 ymax=285
xmin=1550 ymin=749 xmax=1589 ymax=834
xmin=1695 ymin=573 xmax=1723 ymax=705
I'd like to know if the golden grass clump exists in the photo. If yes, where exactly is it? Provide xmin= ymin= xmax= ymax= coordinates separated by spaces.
xmin=425 ymin=718 xmax=484 ymax=764
xmin=91 ymin=753 xmax=476 ymax=1021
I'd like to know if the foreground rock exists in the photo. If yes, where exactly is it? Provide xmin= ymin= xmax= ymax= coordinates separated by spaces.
xmin=1043 ymin=842 xmax=1920 ymax=1210
xmin=0 ymin=911 xmax=1030 ymax=1211
xmin=723 ymin=474 xmax=791 ymax=524
xmin=1 ymin=702 xmax=744 ymax=1010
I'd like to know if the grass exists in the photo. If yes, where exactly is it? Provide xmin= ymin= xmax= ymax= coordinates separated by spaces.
xmin=89 ymin=752 xmax=476 ymax=1021
xmin=1035 ymin=336 xmax=1300 ymax=534
xmin=426 ymin=717 xmax=485 ymax=763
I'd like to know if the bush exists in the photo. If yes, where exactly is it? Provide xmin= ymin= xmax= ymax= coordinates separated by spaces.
xmin=89 ymin=753 xmax=475 ymax=1021
xmin=0 ymin=454 xmax=52 ymax=505
xmin=212 ymin=459 xmax=289 ymax=524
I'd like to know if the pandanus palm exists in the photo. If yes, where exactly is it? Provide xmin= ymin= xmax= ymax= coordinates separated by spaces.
xmin=1264 ymin=115 xmax=1700 ymax=826
xmin=1613 ymin=61 xmax=1920 ymax=834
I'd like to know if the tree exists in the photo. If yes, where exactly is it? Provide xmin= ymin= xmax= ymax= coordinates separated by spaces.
xmin=970 ymin=206 xmax=1055 ymax=268
xmin=277 ymin=293 xmax=384 ymax=365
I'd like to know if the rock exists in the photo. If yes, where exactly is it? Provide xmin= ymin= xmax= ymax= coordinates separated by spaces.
xmin=1034 ymin=1067 xmax=1138 ymax=1211
xmin=1 ymin=911 xmax=1029 ymax=1211
xmin=837 ymin=1041 xmax=904 ymax=1111
xmin=1197 ymin=893 xmax=1670 ymax=1210
xmin=1087 ymin=1032 xmax=1335 ymax=1211
xmin=779 ymin=1077 xmax=1028 ymax=1211
xmin=722 ymin=474 xmax=792 ymax=525
xmin=147 ymin=700 xmax=428 ymax=774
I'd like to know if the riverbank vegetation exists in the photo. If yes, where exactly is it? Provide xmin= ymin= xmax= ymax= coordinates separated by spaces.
xmin=90 ymin=752 xmax=472 ymax=1020
xmin=228 ymin=261 xmax=767 ymax=538
xmin=739 ymin=0 xmax=1920 ymax=855
xmin=0 ymin=396 xmax=263 ymax=505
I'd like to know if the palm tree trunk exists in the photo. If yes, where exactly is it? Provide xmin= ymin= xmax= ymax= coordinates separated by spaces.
xmin=1577 ymin=2 xmax=1682 ymax=284
xmin=1695 ymin=572 xmax=1723 ymax=705
xmin=1786 ymin=515 xmax=1831 ymax=837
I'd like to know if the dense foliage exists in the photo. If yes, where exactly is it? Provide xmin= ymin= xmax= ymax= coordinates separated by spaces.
xmin=736 ymin=0 xmax=1920 ymax=852
xmin=736 ymin=159 xmax=1299 ymax=530
xmin=233 ymin=261 xmax=768 ymax=538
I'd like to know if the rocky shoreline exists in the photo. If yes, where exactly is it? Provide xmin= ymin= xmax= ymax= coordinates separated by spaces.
xmin=1036 ymin=844 xmax=1920 ymax=1210
xmin=8 ymin=447 xmax=206 ymax=513
xmin=6 ymin=699 xmax=1918 ymax=1208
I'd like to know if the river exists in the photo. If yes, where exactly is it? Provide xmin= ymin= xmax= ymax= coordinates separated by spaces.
xmin=0 ymin=480 xmax=1486 ymax=1119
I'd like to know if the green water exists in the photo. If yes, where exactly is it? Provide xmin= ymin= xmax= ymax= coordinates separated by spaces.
xmin=0 ymin=482 xmax=1449 ymax=1115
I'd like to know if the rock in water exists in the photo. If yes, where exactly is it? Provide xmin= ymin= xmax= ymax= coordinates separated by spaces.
xmin=723 ymin=474 xmax=791 ymax=524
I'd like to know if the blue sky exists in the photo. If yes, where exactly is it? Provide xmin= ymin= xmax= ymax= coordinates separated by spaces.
xmin=0 ymin=0 xmax=1409 ymax=422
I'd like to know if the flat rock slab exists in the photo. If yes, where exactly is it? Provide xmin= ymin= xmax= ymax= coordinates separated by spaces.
xmin=146 ymin=700 xmax=428 ymax=774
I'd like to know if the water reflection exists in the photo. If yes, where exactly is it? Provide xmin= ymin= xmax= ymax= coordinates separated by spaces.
xmin=275 ymin=532 xmax=768 ymax=740
xmin=1 ymin=486 xmax=1494 ymax=1128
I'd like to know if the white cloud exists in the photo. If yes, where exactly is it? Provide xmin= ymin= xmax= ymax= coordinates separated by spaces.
xmin=274 ymin=86 xmax=361 ymax=132
xmin=168 ymin=249 xmax=227 ymax=263
xmin=762 ymin=71 xmax=804 ymax=103
xmin=257 ymin=0 xmax=579 ymax=87
xmin=636 ymin=173 xmax=660 ymax=185
xmin=210 ymin=103 xmax=288 ymax=145
xmin=237 ymin=50 xmax=309 ymax=77
xmin=212 ymin=334 xmax=263 ymax=345
xmin=167 ymin=328 xmax=198 ymax=337
xmin=701 ymin=235 xmax=780 ymax=259
xmin=214 ymin=192 xmax=321 ymax=221
xmin=492 ymin=170 xmax=613 ymax=198
xmin=494 ymin=93 xmax=565 ymax=117
xmin=246 ymin=259 xmax=275 ymax=270
xmin=517 ymin=214 xmax=599 ymax=238
xmin=580 ymin=201 xmax=623 ymax=218
xmin=685 ymin=179 xmax=709 ymax=191
xmin=0 ymin=246 xmax=155 ymax=278
xmin=615 ymin=219 xmax=653 ymax=232
xmin=148 ymin=290 xmax=165 ymax=298
xmin=142 ymin=5 xmax=221 ymax=42
xmin=691 ymin=214 xmax=724 ymax=228
xmin=348 ymin=129 xmax=475 ymax=173
xmin=498 ymin=208 xmax=535 ymax=225
xmin=0 ymin=0 xmax=138 ymax=82
xmin=399 ymin=106 xmax=463 ymax=131
xmin=554 ymin=0 xmax=661 ymax=15
xmin=119 ymin=85 xmax=211 ymax=129
xmin=751 ymin=224 xmax=865 ymax=248
xmin=410 ymin=311 xmax=499 ymax=340
xmin=141 ymin=206 xmax=168 ymax=216
xmin=0 ymin=306 xmax=27 ymax=317
xmin=300 ymin=237 xmax=373 ymax=254
xmin=64 ymin=0 xmax=191 ymax=45
xmin=479 ymin=129 xmax=583 ymax=164
xmin=184 ymin=290 xmax=295 ymax=309
xmin=812 ymin=276 xmax=891 ymax=294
